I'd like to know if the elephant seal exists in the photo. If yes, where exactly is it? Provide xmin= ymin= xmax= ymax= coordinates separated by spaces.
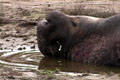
xmin=37 ymin=10 xmax=120 ymax=66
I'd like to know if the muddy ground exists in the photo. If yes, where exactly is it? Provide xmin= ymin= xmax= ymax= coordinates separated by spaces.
xmin=0 ymin=0 xmax=120 ymax=80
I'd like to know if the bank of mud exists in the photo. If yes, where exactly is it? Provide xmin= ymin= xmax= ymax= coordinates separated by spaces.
xmin=0 ymin=0 xmax=120 ymax=80
xmin=0 ymin=65 xmax=120 ymax=80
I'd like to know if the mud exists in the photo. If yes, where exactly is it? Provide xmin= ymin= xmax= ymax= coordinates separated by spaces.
xmin=0 ymin=0 xmax=120 ymax=80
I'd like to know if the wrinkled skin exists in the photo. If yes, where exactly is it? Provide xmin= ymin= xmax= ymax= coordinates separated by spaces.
xmin=37 ymin=11 xmax=120 ymax=66
xmin=37 ymin=20 xmax=59 ymax=57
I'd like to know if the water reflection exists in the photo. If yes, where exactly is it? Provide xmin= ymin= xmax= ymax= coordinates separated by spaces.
xmin=0 ymin=49 xmax=120 ymax=74
xmin=38 ymin=57 xmax=120 ymax=74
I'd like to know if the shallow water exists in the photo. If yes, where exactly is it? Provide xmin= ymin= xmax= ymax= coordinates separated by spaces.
xmin=38 ymin=57 xmax=120 ymax=74
xmin=0 ymin=45 xmax=120 ymax=74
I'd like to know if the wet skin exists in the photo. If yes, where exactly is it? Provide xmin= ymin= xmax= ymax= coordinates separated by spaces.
xmin=37 ymin=11 xmax=120 ymax=66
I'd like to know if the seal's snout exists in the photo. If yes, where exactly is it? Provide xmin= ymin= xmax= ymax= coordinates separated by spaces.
xmin=38 ymin=20 xmax=48 ymax=27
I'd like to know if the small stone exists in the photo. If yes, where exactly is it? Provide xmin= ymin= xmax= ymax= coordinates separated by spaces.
xmin=23 ymin=72 xmax=37 ymax=78
xmin=23 ymin=47 xmax=26 ymax=50
xmin=29 ymin=41 xmax=34 ymax=43
xmin=0 ymin=48 xmax=3 ymax=50
xmin=31 ymin=45 xmax=35 ymax=49
xmin=8 ymin=76 xmax=15 ymax=79
xmin=6 ymin=39 xmax=10 ymax=41
xmin=18 ymin=47 xmax=22 ymax=50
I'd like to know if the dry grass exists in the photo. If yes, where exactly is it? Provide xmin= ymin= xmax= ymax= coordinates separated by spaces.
xmin=61 ymin=3 xmax=117 ymax=17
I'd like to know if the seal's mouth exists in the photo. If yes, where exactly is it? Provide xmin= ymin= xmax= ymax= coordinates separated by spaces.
xmin=56 ymin=41 xmax=62 ymax=51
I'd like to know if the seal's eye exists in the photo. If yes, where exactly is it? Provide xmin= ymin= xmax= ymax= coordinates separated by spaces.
xmin=71 ymin=21 xmax=77 ymax=27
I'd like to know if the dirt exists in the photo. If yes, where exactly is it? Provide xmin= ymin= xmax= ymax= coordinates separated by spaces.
xmin=0 ymin=0 xmax=120 ymax=80
xmin=0 ymin=65 xmax=120 ymax=80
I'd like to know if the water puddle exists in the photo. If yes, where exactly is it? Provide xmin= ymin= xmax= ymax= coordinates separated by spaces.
xmin=38 ymin=57 xmax=120 ymax=74
xmin=0 ymin=45 xmax=120 ymax=74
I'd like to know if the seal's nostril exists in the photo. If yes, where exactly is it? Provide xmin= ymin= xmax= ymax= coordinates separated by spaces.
xmin=47 ymin=19 xmax=51 ymax=23
xmin=38 ymin=20 xmax=48 ymax=27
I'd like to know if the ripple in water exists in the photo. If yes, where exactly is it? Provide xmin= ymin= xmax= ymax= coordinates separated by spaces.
xmin=0 ymin=45 xmax=120 ymax=74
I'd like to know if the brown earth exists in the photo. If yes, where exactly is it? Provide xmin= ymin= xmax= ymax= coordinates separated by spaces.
xmin=0 ymin=0 xmax=120 ymax=80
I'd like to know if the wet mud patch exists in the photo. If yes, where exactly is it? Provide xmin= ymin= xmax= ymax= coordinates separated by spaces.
xmin=1 ymin=0 xmax=120 ymax=80
xmin=0 ymin=47 xmax=40 ymax=68
xmin=0 ymin=49 xmax=120 ymax=80
xmin=38 ymin=57 xmax=120 ymax=74
xmin=0 ymin=46 xmax=120 ymax=74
